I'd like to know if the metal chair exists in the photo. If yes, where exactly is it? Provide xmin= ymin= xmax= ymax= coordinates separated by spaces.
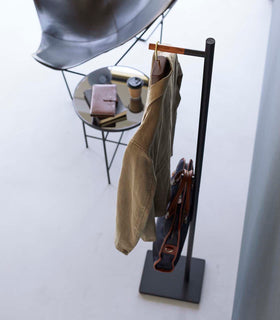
xmin=33 ymin=0 xmax=177 ymax=98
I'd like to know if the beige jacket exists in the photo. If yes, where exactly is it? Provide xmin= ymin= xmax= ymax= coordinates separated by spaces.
xmin=115 ymin=52 xmax=183 ymax=254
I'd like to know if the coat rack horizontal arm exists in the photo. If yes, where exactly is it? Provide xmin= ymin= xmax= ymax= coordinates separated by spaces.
xmin=149 ymin=43 xmax=205 ymax=58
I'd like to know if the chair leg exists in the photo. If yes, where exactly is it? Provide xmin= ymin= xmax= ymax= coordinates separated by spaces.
xmin=61 ymin=70 xmax=73 ymax=100
xmin=114 ymin=6 xmax=169 ymax=66
xmin=137 ymin=12 xmax=165 ymax=43
xmin=82 ymin=121 xmax=89 ymax=148
xmin=114 ymin=28 xmax=148 ymax=66
xmin=64 ymin=69 xmax=86 ymax=77
xmin=160 ymin=13 xmax=164 ymax=43
xmin=101 ymin=130 xmax=111 ymax=184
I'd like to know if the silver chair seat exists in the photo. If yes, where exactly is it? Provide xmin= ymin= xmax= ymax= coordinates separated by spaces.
xmin=33 ymin=0 xmax=176 ymax=70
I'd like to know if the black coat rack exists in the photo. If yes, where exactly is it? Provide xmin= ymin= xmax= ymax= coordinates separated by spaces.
xmin=139 ymin=38 xmax=215 ymax=303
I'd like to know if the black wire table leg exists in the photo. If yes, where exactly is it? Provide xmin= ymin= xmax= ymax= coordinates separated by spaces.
xmin=101 ymin=130 xmax=111 ymax=184
xmin=82 ymin=121 xmax=88 ymax=148
xmin=108 ymin=131 xmax=124 ymax=170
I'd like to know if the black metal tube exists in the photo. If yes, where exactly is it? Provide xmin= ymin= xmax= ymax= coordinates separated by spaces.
xmin=85 ymin=134 xmax=127 ymax=146
xmin=101 ymin=130 xmax=111 ymax=184
xmin=184 ymin=38 xmax=215 ymax=281
xmin=82 ymin=121 xmax=88 ymax=148
xmin=115 ymin=4 xmax=172 ymax=65
xmin=137 ymin=8 xmax=170 ymax=42
xmin=61 ymin=70 xmax=73 ymax=100
xmin=160 ymin=14 xmax=164 ymax=43
xmin=184 ymin=49 xmax=205 ymax=58
xmin=109 ymin=132 xmax=124 ymax=169
xmin=64 ymin=69 xmax=86 ymax=77
xmin=115 ymin=28 xmax=148 ymax=66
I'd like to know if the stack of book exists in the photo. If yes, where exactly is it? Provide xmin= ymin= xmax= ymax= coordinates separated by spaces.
xmin=84 ymin=84 xmax=127 ymax=127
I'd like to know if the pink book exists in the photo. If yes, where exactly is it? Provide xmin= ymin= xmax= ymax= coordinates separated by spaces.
xmin=90 ymin=84 xmax=117 ymax=118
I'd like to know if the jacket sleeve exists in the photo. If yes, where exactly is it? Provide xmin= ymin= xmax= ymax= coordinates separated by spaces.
xmin=115 ymin=141 xmax=156 ymax=255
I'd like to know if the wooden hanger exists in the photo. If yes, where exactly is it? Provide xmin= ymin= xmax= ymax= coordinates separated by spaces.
xmin=151 ymin=41 xmax=171 ymax=84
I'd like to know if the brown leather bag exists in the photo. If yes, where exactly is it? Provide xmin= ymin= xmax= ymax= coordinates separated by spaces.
xmin=153 ymin=158 xmax=193 ymax=272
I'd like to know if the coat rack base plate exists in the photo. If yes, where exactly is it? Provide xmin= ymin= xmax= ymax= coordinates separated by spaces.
xmin=139 ymin=250 xmax=205 ymax=303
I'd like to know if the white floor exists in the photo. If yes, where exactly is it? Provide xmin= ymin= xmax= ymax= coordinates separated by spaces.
xmin=0 ymin=1 xmax=272 ymax=319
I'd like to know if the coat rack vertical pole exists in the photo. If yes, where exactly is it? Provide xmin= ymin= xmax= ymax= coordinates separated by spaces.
xmin=185 ymin=38 xmax=215 ymax=281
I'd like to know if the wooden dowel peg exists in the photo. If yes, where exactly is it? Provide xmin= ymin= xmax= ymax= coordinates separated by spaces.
xmin=149 ymin=43 xmax=205 ymax=58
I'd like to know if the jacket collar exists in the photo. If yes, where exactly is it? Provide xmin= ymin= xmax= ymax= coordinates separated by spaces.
xmin=145 ymin=52 xmax=176 ymax=108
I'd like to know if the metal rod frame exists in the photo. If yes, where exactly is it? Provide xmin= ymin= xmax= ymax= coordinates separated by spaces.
xmin=114 ymin=8 xmax=169 ymax=66
xmin=82 ymin=121 xmax=88 ymax=148
xmin=137 ymin=9 xmax=169 ymax=43
xmin=64 ymin=69 xmax=86 ymax=77
xmin=160 ymin=14 xmax=164 ymax=43
xmin=82 ymin=121 xmax=127 ymax=184
xmin=85 ymin=134 xmax=127 ymax=146
xmin=101 ymin=130 xmax=111 ymax=184
xmin=61 ymin=70 xmax=73 ymax=100
xmin=108 ymin=131 xmax=124 ymax=169
xmin=114 ymin=29 xmax=148 ymax=66
xmin=61 ymin=69 xmax=87 ymax=100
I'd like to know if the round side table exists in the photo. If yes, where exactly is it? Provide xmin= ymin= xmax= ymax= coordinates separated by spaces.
xmin=73 ymin=66 xmax=149 ymax=184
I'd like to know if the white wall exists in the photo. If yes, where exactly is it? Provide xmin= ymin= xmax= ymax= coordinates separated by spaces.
xmin=233 ymin=0 xmax=280 ymax=319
